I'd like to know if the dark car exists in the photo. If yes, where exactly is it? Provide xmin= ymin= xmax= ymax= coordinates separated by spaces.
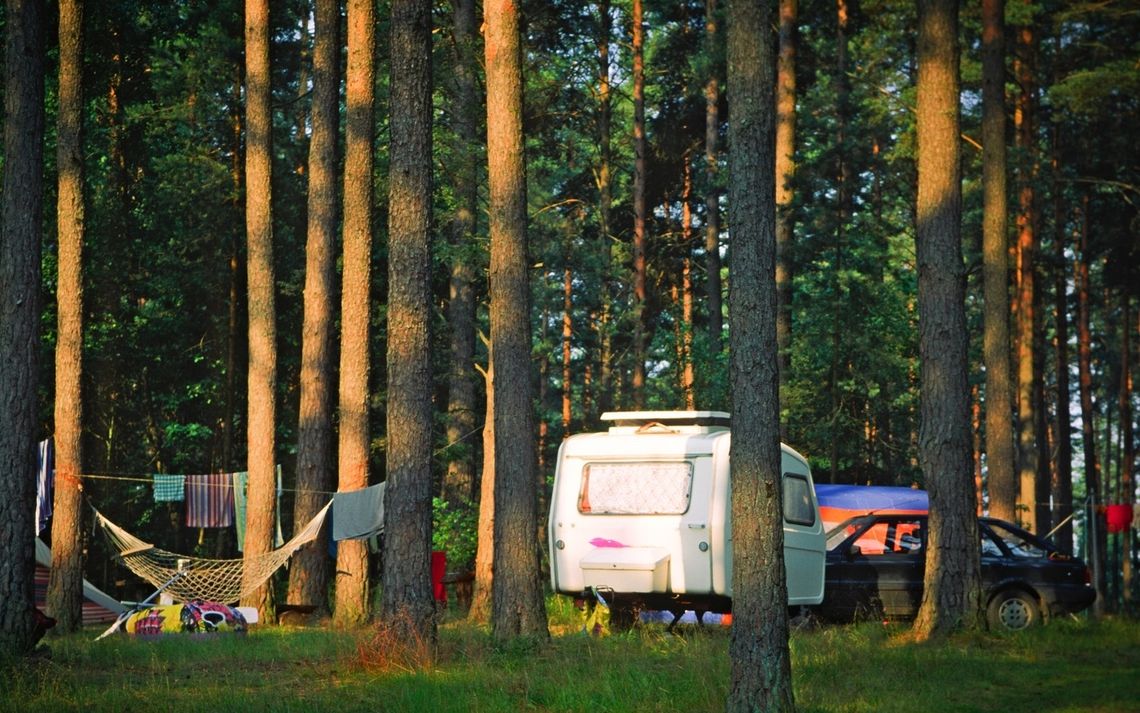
xmin=817 ymin=514 xmax=1096 ymax=631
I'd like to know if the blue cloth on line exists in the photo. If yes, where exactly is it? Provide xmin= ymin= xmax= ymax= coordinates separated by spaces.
xmin=35 ymin=439 xmax=54 ymax=534
xmin=152 ymin=474 xmax=186 ymax=503
xmin=332 ymin=482 xmax=386 ymax=541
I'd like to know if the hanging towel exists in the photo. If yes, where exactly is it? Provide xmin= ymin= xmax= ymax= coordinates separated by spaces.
xmin=233 ymin=469 xmax=284 ymax=551
xmin=35 ymin=439 xmax=54 ymax=535
xmin=185 ymin=473 xmax=235 ymax=528
xmin=332 ymin=482 xmax=386 ymax=541
xmin=152 ymin=474 xmax=186 ymax=503
xmin=1106 ymin=504 xmax=1132 ymax=534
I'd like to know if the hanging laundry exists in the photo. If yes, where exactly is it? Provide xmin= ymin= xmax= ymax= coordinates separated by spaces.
xmin=185 ymin=473 xmax=235 ymax=528
xmin=232 ymin=468 xmax=284 ymax=551
xmin=35 ymin=439 xmax=54 ymax=535
xmin=152 ymin=474 xmax=186 ymax=503
xmin=332 ymin=482 xmax=386 ymax=541
xmin=1106 ymin=504 xmax=1132 ymax=534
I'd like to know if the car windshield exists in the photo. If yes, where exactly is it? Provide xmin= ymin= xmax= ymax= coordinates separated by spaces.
xmin=985 ymin=520 xmax=1049 ymax=559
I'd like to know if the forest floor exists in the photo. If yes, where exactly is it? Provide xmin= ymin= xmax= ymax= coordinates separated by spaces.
xmin=2 ymin=599 xmax=1136 ymax=712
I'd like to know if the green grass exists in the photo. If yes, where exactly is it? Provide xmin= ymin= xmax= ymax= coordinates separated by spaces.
xmin=2 ymin=605 xmax=1136 ymax=712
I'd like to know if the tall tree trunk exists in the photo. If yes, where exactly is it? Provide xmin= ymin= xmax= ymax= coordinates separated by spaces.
xmin=1119 ymin=296 xmax=1133 ymax=604
xmin=597 ymin=0 xmax=615 ymax=416
xmin=563 ymin=261 xmax=573 ymax=433
xmin=725 ymin=0 xmax=793 ymax=709
xmin=289 ymin=0 xmax=340 ymax=614
xmin=1075 ymin=196 xmax=1105 ymax=616
xmin=334 ymin=0 xmax=376 ymax=626
xmin=705 ymin=0 xmax=723 ymax=357
xmin=982 ymin=0 xmax=1017 ymax=524
xmin=775 ymin=0 xmax=797 ymax=404
xmin=485 ymin=0 xmax=549 ymax=642
xmin=443 ymin=0 xmax=480 ymax=506
xmin=0 ymin=0 xmax=45 ymax=655
xmin=631 ymin=0 xmax=648 ymax=408
xmin=912 ymin=0 xmax=982 ymax=640
xmin=1013 ymin=14 xmax=1040 ymax=534
xmin=681 ymin=155 xmax=696 ymax=410
xmin=383 ymin=0 xmax=437 ymax=647
xmin=48 ymin=0 xmax=87 ymax=634
xmin=468 ymin=350 xmax=494 ymax=624
xmin=1050 ymin=138 xmax=1073 ymax=554
xmin=241 ymin=0 xmax=278 ymax=621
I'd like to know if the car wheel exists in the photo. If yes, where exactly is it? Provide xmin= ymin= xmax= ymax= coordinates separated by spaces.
xmin=987 ymin=589 xmax=1039 ymax=632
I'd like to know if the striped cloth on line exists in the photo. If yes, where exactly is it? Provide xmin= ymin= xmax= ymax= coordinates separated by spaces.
xmin=152 ymin=473 xmax=186 ymax=502
xmin=185 ymin=473 xmax=234 ymax=528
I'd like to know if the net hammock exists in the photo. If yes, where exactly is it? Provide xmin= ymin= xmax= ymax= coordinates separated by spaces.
xmin=94 ymin=501 xmax=332 ymax=604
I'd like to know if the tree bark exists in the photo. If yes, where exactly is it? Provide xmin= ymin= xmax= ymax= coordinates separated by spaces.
xmin=982 ymin=0 xmax=1017 ymax=524
xmin=596 ymin=0 xmax=615 ymax=417
xmin=1075 ymin=197 xmax=1105 ymax=615
xmin=382 ymin=0 xmax=437 ymax=647
xmin=443 ymin=0 xmax=480 ymax=506
xmin=912 ymin=0 xmax=983 ymax=640
xmin=705 ymin=0 xmax=724 ymax=358
xmin=334 ymin=0 xmax=376 ymax=626
xmin=775 ymin=0 xmax=797 ymax=403
xmin=0 ymin=0 xmax=45 ymax=655
xmin=631 ymin=0 xmax=648 ymax=408
xmin=485 ymin=0 xmax=549 ymax=642
xmin=725 ymin=0 xmax=794 ymax=709
xmin=468 ymin=349 xmax=494 ymax=625
xmin=681 ymin=155 xmax=696 ymax=410
xmin=1013 ymin=15 xmax=1040 ymax=533
xmin=289 ymin=0 xmax=340 ymax=614
xmin=48 ymin=0 xmax=87 ymax=634
xmin=241 ymin=0 xmax=278 ymax=621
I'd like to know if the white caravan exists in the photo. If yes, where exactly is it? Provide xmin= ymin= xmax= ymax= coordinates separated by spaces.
xmin=547 ymin=411 xmax=825 ymax=617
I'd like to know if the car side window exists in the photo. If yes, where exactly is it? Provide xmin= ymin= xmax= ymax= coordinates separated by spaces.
xmin=782 ymin=474 xmax=815 ymax=526
xmin=987 ymin=521 xmax=1047 ymax=559
xmin=855 ymin=519 xmax=924 ymax=556
xmin=980 ymin=529 xmax=1003 ymax=557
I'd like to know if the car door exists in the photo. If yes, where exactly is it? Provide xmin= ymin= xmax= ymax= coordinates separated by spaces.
xmin=823 ymin=516 xmax=925 ymax=620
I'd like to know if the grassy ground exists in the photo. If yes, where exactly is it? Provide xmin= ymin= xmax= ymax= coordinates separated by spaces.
xmin=2 ymin=601 xmax=1136 ymax=713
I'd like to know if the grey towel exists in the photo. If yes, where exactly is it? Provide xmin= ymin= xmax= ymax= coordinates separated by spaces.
xmin=332 ymin=482 xmax=386 ymax=541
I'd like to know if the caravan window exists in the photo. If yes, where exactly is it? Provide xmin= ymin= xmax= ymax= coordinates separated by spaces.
xmin=577 ymin=462 xmax=693 ymax=515
xmin=782 ymin=474 xmax=816 ymax=526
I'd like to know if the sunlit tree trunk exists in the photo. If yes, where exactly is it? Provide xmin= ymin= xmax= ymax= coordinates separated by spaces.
xmin=1013 ymin=13 xmax=1041 ymax=533
xmin=681 ymin=155 xmax=696 ymax=410
xmin=982 ymin=0 xmax=1017 ymax=523
xmin=241 ymin=0 xmax=278 ymax=621
xmin=775 ymin=0 xmax=797 ymax=407
xmin=631 ymin=0 xmax=647 ymax=407
xmin=334 ymin=0 xmax=376 ymax=626
xmin=597 ymin=0 xmax=615 ymax=416
xmin=47 ymin=0 xmax=87 ymax=634
xmin=382 ymin=0 xmax=437 ymax=647
xmin=0 ymin=0 xmax=45 ymax=655
xmin=725 ymin=0 xmax=793 ymax=709
xmin=912 ymin=0 xmax=982 ymax=640
xmin=443 ymin=0 xmax=480 ymax=506
xmin=468 ymin=347 xmax=493 ymax=625
xmin=563 ymin=260 xmax=573 ymax=433
xmin=289 ymin=0 xmax=340 ymax=615
xmin=485 ymin=0 xmax=549 ymax=642
xmin=705 ymin=0 xmax=724 ymax=358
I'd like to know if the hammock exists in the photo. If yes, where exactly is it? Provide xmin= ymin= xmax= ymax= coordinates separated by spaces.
xmin=94 ymin=501 xmax=332 ymax=604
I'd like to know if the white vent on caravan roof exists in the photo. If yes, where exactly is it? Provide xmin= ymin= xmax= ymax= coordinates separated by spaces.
xmin=600 ymin=410 xmax=730 ymax=434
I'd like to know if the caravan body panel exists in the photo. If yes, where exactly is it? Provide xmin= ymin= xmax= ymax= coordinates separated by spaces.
xmin=547 ymin=412 xmax=825 ymax=610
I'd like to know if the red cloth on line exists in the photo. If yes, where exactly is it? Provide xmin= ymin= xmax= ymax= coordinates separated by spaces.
xmin=185 ymin=473 xmax=235 ymax=528
xmin=432 ymin=550 xmax=447 ymax=603
xmin=1106 ymin=504 xmax=1133 ymax=534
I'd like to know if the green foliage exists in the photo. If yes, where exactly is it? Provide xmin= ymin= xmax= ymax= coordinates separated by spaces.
xmin=432 ymin=497 xmax=478 ymax=571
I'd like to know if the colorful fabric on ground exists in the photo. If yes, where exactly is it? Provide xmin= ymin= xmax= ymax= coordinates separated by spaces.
xmin=152 ymin=473 xmax=186 ymax=503
xmin=331 ymin=482 xmax=386 ymax=541
xmin=124 ymin=600 xmax=247 ymax=636
xmin=233 ymin=468 xmax=284 ymax=551
xmin=35 ymin=439 xmax=54 ymax=534
xmin=185 ymin=473 xmax=234 ymax=528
